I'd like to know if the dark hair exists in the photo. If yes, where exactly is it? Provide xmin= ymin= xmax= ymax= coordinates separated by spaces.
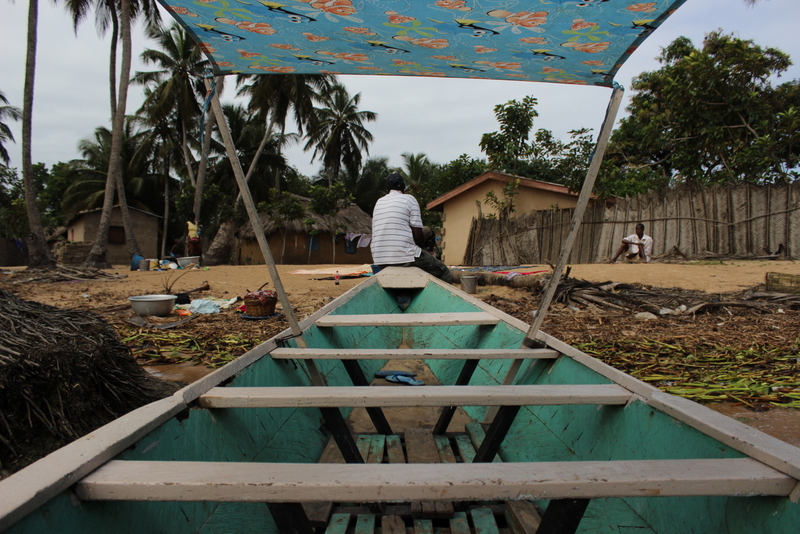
xmin=386 ymin=173 xmax=405 ymax=192
xmin=636 ymin=223 xmax=645 ymax=230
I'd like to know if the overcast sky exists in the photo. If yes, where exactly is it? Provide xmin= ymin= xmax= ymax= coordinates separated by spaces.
xmin=1 ymin=0 xmax=799 ymax=178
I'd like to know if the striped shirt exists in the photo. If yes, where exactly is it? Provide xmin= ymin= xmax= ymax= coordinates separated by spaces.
xmin=371 ymin=190 xmax=422 ymax=265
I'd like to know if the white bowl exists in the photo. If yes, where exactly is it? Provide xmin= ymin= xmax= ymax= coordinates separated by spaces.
xmin=128 ymin=294 xmax=177 ymax=316
xmin=176 ymin=256 xmax=200 ymax=267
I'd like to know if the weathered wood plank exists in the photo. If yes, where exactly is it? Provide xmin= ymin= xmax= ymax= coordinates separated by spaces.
xmin=386 ymin=435 xmax=405 ymax=464
xmin=270 ymin=348 xmax=560 ymax=360
xmin=381 ymin=515 xmax=406 ymax=534
xmin=76 ymin=458 xmax=795 ymax=502
xmin=505 ymin=501 xmax=541 ymax=534
xmin=471 ymin=507 xmax=500 ymax=534
xmin=366 ymin=435 xmax=386 ymax=464
xmin=323 ymin=512 xmax=350 ymax=534
xmin=435 ymin=436 xmax=457 ymax=464
xmin=314 ymin=312 xmax=500 ymax=327
xmin=376 ymin=267 xmax=430 ymax=288
xmin=450 ymin=511 xmax=471 ymax=534
xmin=455 ymin=435 xmax=477 ymax=463
xmin=197 ymin=384 xmax=632 ymax=409
xmin=405 ymin=428 xmax=441 ymax=464
xmin=354 ymin=514 xmax=375 ymax=534
xmin=405 ymin=429 xmax=439 ymax=519
xmin=414 ymin=518 xmax=434 ymax=534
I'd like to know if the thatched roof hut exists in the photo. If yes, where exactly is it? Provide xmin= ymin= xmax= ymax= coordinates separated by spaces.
xmin=238 ymin=198 xmax=373 ymax=265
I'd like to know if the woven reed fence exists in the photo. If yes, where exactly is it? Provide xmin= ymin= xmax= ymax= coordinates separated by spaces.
xmin=462 ymin=183 xmax=800 ymax=265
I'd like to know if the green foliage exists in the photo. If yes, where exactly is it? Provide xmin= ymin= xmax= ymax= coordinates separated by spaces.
xmin=483 ymin=178 xmax=519 ymax=221
xmin=308 ymin=182 xmax=351 ymax=218
xmin=479 ymin=96 xmax=537 ymax=174
xmin=0 ymin=167 xmax=26 ymax=236
xmin=342 ymin=156 xmax=394 ymax=216
xmin=429 ymin=155 xmax=487 ymax=199
xmin=609 ymin=31 xmax=800 ymax=185
xmin=0 ymin=90 xmax=21 ymax=167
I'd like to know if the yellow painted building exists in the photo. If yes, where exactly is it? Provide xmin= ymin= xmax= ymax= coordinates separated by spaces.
xmin=427 ymin=171 xmax=586 ymax=265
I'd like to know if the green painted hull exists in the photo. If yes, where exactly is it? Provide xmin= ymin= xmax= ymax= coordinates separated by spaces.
xmin=3 ymin=275 xmax=799 ymax=533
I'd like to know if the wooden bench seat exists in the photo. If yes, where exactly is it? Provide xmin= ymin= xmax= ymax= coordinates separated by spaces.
xmin=75 ymin=457 xmax=795 ymax=502
xmin=314 ymin=312 xmax=499 ymax=327
xmin=270 ymin=348 xmax=560 ymax=360
xmin=196 ymin=384 xmax=632 ymax=409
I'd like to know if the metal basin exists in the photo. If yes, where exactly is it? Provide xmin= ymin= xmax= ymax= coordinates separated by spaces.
xmin=176 ymin=256 xmax=200 ymax=267
xmin=128 ymin=295 xmax=177 ymax=316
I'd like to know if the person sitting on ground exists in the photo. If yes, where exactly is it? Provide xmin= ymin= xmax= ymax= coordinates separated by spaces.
xmin=608 ymin=223 xmax=653 ymax=263
xmin=371 ymin=173 xmax=452 ymax=283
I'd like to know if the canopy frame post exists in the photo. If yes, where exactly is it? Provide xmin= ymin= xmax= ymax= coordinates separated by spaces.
xmin=208 ymin=83 xmax=364 ymax=463
xmin=491 ymin=85 xmax=625 ymax=399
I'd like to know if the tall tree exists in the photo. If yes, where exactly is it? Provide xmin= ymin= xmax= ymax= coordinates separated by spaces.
xmin=133 ymin=23 xmax=207 ymax=190
xmin=304 ymin=83 xmax=376 ymax=186
xmin=21 ymin=0 xmax=55 ymax=267
xmin=342 ymin=156 xmax=392 ymax=216
xmin=0 ymin=91 xmax=21 ymax=167
xmin=83 ymin=0 xmax=137 ymax=267
xmin=62 ymin=121 xmax=161 ymax=215
xmin=400 ymin=152 xmax=433 ymax=199
xmin=238 ymin=73 xmax=333 ymax=191
xmin=479 ymin=96 xmax=537 ymax=176
xmin=66 ymin=0 xmax=162 ymax=267
xmin=609 ymin=31 xmax=800 ymax=185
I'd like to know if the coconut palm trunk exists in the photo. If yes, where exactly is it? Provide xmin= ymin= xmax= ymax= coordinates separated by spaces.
xmin=22 ymin=0 xmax=55 ymax=268
xmin=160 ymin=152 xmax=170 ymax=258
xmin=83 ymin=0 xmax=134 ymax=268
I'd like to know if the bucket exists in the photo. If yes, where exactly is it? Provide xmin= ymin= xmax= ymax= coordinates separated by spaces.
xmin=139 ymin=259 xmax=150 ymax=271
xmin=461 ymin=275 xmax=477 ymax=294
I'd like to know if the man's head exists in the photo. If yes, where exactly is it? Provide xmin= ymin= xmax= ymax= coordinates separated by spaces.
xmin=635 ymin=223 xmax=645 ymax=238
xmin=387 ymin=173 xmax=405 ymax=192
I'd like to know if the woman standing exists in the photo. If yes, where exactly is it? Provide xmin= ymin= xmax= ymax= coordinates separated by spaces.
xmin=186 ymin=213 xmax=202 ymax=258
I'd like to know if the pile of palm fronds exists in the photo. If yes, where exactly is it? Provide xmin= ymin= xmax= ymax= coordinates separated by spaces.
xmin=0 ymin=289 xmax=175 ymax=475
xmin=5 ymin=266 xmax=127 ymax=284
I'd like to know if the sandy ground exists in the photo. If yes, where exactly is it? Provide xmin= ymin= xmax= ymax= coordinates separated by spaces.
xmin=7 ymin=259 xmax=795 ymax=305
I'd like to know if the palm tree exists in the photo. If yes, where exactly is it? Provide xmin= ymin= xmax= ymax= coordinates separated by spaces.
xmin=62 ymin=121 xmax=161 ymax=215
xmin=203 ymin=104 xmax=296 ymax=265
xmin=238 ymin=73 xmax=333 ymax=191
xmin=65 ymin=0 xmax=161 ymax=267
xmin=133 ymin=23 xmax=207 ymax=186
xmin=304 ymin=83 xmax=376 ymax=186
xmin=0 ymin=91 xmax=21 ymax=166
xmin=21 ymin=0 xmax=55 ymax=267
xmin=64 ymin=0 xmax=162 ymax=117
xmin=342 ymin=156 xmax=392 ymax=215
xmin=400 ymin=152 xmax=433 ymax=198
xmin=87 ymin=0 xmax=137 ymax=267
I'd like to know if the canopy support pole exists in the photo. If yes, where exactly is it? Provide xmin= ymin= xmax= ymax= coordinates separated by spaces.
xmin=206 ymin=81 xmax=319 ymax=381
xmin=208 ymin=83 xmax=363 ymax=462
xmin=493 ymin=84 xmax=624 ymax=395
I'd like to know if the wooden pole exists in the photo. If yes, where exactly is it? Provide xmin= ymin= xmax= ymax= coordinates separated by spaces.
xmin=205 ymin=81 xmax=325 ymax=383
xmin=496 ymin=85 xmax=625 ymax=391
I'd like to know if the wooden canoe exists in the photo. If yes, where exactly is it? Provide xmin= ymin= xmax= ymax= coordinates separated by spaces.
xmin=1 ymin=267 xmax=799 ymax=533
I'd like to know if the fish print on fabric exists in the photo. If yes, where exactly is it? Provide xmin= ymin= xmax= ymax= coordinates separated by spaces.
xmin=160 ymin=0 xmax=687 ymax=86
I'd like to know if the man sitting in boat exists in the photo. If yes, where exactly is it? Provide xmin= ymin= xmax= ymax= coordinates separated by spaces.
xmin=608 ymin=223 xmax=654 ymax=263
xmin=371 ymin=173 xmax=452 ymax=283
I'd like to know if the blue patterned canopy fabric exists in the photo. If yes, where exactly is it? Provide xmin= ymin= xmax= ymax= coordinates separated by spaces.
xmin=158 ymin=0 xmax=686 ymax=87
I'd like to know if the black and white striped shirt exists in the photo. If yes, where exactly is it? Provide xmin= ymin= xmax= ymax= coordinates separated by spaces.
xmin=370 ymin=190 xmax=423 ymax=265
